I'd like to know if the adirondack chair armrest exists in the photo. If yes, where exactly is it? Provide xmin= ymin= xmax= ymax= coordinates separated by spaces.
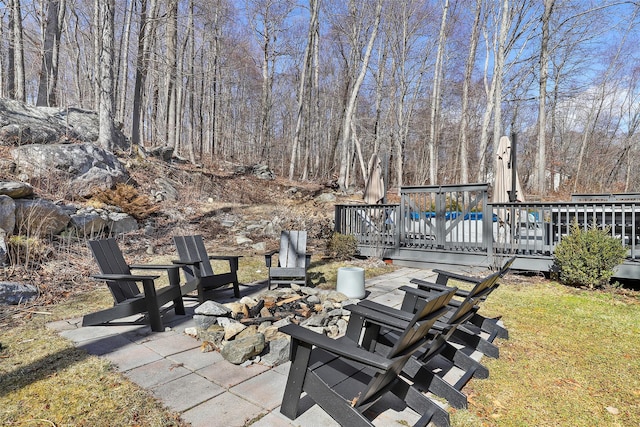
xmin=408 ymin=278 xmax=461 ymax=294
xmin=400 ymin=285 xmax=470 ymax=305
xmin=172 ymin=258 xmax=200 ymax=266
xmin=264 ymin=250 xmax=278 ymax=267
xmin=208 ymin=255 xmax=241 ymax=261
xmin=208 ymin=255 xmax=241 ymax=270
xmin=344 ymin=302 xmax=410 ymax=330
xmin=279 ymin=323 xmax=392 ymax=371
xmin=91 ymin=273 xmax=160 ymax=281
xmin=432 ymin=269 xmax=482 ymax=285
xmin=130 ymin=264 xmax=181 ymax=271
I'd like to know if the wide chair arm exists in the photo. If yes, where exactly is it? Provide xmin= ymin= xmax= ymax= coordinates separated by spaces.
xmin=130 ymin=263 xmax=183 ymax=288
xmin=432 ymin=269 xmax=482 ymax=285
xmin=410 ymin=277 xmax=472 ymax=298
xmin=92 ymin=273 xmax=160 ymax=282
xmin=264 ymin=250 xmax=278 ymax=268
xmin=264 ymin=251 xmax=311 ymax=268
xmin=208 ymin=255 xmax=242 ymax=261
xmin=279 ymin=323 xmax=392 ymax=371
xmin=208 ymin=255 xmax=241 ymax=272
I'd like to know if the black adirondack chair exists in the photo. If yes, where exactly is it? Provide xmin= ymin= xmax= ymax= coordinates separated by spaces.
xmin=345 ymin=286 xmax=487 ymax=410
xmin=83 ymin=238 xmax=186 ymax=332
xmin=279 ymin=288 xmax=456 ymax=427
xmin=264 ymin=230 xmax=311 ymax=289
xmin=408 ymin=256 xmax=516 ymax=348
xmin=173 ymin=235 xmax=241 ymax=302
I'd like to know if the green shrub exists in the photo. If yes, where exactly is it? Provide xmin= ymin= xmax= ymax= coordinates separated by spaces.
xmin=553 ymin=220 xmax=626 ymax=289
xmin=327 ymin=232 xmax=358 ymax=260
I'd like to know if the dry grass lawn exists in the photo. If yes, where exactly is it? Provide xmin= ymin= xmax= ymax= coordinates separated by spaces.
xmin=451 ymin=276 xmax=640 ymax=426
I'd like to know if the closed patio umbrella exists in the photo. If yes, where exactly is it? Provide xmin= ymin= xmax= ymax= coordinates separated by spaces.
xmin=364 ymin=153 xmax=385 ymax=205
xmin=493 ymin=136 xmax=524 ymax=241
xmin=493 ymin=135 xmax=523 ymax=205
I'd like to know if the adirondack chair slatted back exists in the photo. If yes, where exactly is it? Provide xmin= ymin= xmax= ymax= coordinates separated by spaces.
xmin=279 ymin=231 xmax=307 ymax=268
xmin=470 ymin=270 xmax=501 ymax=299
xmin=387 ymin=288 xmax=455 ymax=359
xmin=355 ymin=288 xmax=455 ymax=409
xmin=500 ymin=256 xmax=517 ymax=276
xmin=448 ymin=295 xmax=479 ymax=326
xmin=88 ymin=238 xmax=139 ymax=304
xmin=174 ymin=235 xmax=215 ymax=282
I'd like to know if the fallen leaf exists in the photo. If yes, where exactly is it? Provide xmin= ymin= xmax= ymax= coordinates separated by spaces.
xmin=606 ymin=406 xmax=620 ymax=415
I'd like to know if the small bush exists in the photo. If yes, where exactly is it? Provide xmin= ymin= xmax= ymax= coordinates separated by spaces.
xmin=553 ymin=220 xmax=626 ymax=289
xmin=91 ymin=183 xmax=159 ymax=220
xmin=327 ymin=232 xmax=358 ymax=260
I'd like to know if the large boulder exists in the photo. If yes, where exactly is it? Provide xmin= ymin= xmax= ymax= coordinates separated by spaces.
xmin=0 ymin=181 xmax=33 ymax=198
xmin=12 ymin=143 xmax=129 ymax=197
xmin=220 ymin=333 xmax=265 ymax=365
xmin=69 ymin=211 xmax=108 ymax=237
xmin=0 ymin=195 xmax=16 ymax=235
xmin=106 ymin=212 xmax=138 ymax=235
xmin=14 ymin=198 xmax=70 ymax=236
xmin=0 ymin=282 xmax=38 ymax=305
xmin=0 ymin=98 xmax=128 ymax=149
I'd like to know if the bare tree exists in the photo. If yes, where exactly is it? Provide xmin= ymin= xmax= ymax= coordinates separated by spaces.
xmin=535 ymin=0 xmax=554 ymax=194
xmin=289 ymin=0 xmax=319 ymax=180
xmin=247 ymin=0 xmax=294 ymax=164
xmin=132 ymin=0 xmax=158 ymax=151
xmin=97 ymin=0 xmax=116 ymax=151
xmin=116 ymin=0 xmax=135 ymax=123
xmin=458 ymin=0 xmax=483 ymax=185
xmin=336 ymin=0 xmax=383 ymax=191
xmin=383 ymin=0 xmax=431 ymax=191
xmin=425 ymin=0 xmax=450 ymax=185
xmin=36 ymin=0 xmax=66 ymax=107
xmin=165 ymin=0 xmax=178 ymax=148
xmin=7 ymin=0 xmax=26 ymax=101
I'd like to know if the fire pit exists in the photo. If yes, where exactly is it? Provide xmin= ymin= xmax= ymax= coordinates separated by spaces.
xmin=188 ymin=285 xmax=362 ymax=366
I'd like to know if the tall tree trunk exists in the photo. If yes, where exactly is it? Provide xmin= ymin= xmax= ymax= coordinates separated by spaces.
xmin=337 ymin=0 xmax=383 ymax=191
xmin=92 ymin=0 xmax=101 ymax=108
xmin=8 ymin=0 xmax=25 ymax=102
xmin=98 ymin=0 xmax=116 ymax=151
xmin=259 ymin=23 xmax=272 ymax=162
xmin=492 ymin=0 xmax=509 ymax=161
xmin=458 ymin=0 xmax=482 ymax=185
xmin=477 ymin=10 xmax=496 ymax=182
xmin=309 ymin=20 xmax=321 ymax=180
xmin=536 ymin=0 xmax=555 ymax=194
xmin=289 ymin=0 xmax=319 ymax=180
xmin=165 ymin=0 xmax=178 ymax=148
xmin=37 ymin=0 xmax=65 ymax=107
xmin=116 ymin=0 xmax=134 ymax=123
xmin=131 ymin=0 xmax=157 ymax=151
xmin=0 ymin=13 xmax=4 ymax=98
xmin=426 ymin=0 xmax=449 ymax=184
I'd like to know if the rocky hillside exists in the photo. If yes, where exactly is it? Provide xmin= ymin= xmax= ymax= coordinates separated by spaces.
xmin=0 ymin=154 xmax=365 ymax=307
xmin=0 ymin=99 xmax=368 ymax=315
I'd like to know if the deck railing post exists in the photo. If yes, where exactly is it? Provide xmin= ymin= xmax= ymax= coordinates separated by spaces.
xmin=334 ymin=204 xmax=343 ymax=233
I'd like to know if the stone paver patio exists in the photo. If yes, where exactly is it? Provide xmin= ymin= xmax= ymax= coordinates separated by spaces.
xmin=48 ymin=267 xmax=486 ymax=426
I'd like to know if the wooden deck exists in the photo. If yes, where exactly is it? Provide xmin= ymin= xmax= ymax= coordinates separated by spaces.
xmin=334 ymin=184 xmax=640 ymax=280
